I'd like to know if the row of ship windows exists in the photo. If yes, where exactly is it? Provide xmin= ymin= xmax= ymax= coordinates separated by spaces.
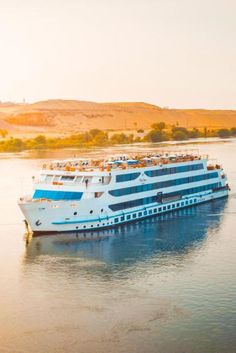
xmin=114 ymin=199 xmax=198 ymax=223
xmin=115 ymin=163 xmax=204 ymax=182
xmin=110 ymin=172 xmax=218 ymax=197
xmin=75 ymin=198 xmax=199 ymax=229
xmin=109 ymin=182 xmax=220 ymax=211
xmin=144 ymin=163 xmax=204 ymax=177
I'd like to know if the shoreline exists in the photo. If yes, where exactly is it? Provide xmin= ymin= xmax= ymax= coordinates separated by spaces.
xmin=0 ymin=137 xmax=234 ymax=159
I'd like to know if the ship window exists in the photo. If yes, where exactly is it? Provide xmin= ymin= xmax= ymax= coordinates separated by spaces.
xmin=172 ymin=204 xmax=175 ymax=208
xmin=33 ymin=190 xmax=83 ymax=201
xmin=181 ymin=202 xmax=184 ymax=206
xmin=149 ymin=210 xmax=152 ymax=215
xmin=163 ymin=206 xmax=166 ymax=211
xmin=177 ymin=203 xmax=180 ymax=207
xmin=127 ymin=215 xmax=131 ymax=220
xmin=90 ymin=210 xmax=93 ymax=214
xmin=53 ymin=175 xmax=60 ymax=182
xmin=83 ymin=225 xmax=86 ymax=228
xmin=154 ymin=208 xmax=157 ymax=213
xmin=132 ymin=213 xmax=137 ymax=218
xmin=75 ymin=176 xmax=83 ymax=183
xmin=158 ymin=207 xmax=162 ymax=212
xmin=121 ymin=216 xmax=125 ymax=221
xmin=101 ymin=208 xmax=104 ymax=212
xmin=190 ymin=199 xmax=193 ymax=204
xmin=144 ymin=210 xmax=147 ymax=215
xmin=116 ymin=172 xmax=141 ymax=182
xmin=45 ymin=175 xmax=53 ymax=182
xmin=167 ymin=205 xmax=171 ymax=210
xmin=61 ymin=175 xmax=75 ymax=181
xmin=115 ymin=218 xmax=119 ymax=223
xmin=194 ymin=198 xmax=197 ymax=202
xmin=138 ymin=212 xmax=142 ymax=217
xmin=73 ymin=212 xmax=77 ymax=215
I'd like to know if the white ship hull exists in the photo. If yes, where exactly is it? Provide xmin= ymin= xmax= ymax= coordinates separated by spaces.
xmin=19 ymin=189 xmax=228 ymax=234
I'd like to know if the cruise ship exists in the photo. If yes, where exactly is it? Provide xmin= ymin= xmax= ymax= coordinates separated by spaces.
xmin=18 ymin=151 xmax=229 ymax=234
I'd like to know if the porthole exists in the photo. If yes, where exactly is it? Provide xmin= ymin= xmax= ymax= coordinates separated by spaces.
xmin=91 ymin=225 xmax=93 ymax=228
xmin=101 ymin=208 xmax=104 ymax=212
xmin=83 ymin=225 xmax=86 ymax=228
xmin=90 ymin=210 xmax=93 ymax=214
xmin=74 ymin=212 xmax=77 ymax=216
xmin=76 ymin=226 xmax=78 ymax=229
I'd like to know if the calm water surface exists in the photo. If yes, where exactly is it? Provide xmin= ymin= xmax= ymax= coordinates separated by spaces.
xmin=0 ymin=141 xmax=236 ymax=353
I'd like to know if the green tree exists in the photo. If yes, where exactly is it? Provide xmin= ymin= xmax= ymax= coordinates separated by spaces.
xmin=145 ymin=130 xmax=168 ymax=142
xmin=34 ymin=135 xmax=46 ymax=144
xmin=151 ymin=122 xmax=166 ymax=131
xmin=217 ymin=129 xmax=230 ymax=138
xmin=230 ymin=127 xmax=236 ymax=136
xmin=188 ymin=128 xmax=201 ymax=138
xmin=91 ymin=131 xmax=108 ymax=146
xmin=110 ymin=133 xmax=133 ymax=144
xmin=89 ymin=129 xmax=102 ymax=139
xmin=172 ymin=130 xmax=188 ymax=141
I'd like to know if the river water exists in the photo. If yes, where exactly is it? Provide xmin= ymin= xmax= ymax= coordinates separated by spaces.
xmin=0 ymin=141 xmax=236 ymax=353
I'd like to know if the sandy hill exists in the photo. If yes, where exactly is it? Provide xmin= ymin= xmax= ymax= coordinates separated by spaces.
xmin=0 ymin=100 xmax=236 ymax=135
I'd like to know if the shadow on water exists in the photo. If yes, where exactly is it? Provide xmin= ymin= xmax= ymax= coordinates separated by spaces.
xmin=23 ymin=199 xmax=228 ymax=272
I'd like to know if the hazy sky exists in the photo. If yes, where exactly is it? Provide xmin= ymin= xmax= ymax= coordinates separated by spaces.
xmin=0 ymin=0 xmax=235 ymax=108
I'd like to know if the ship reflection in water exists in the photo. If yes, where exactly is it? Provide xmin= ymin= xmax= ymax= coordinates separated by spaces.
xmin=24 ymin=199 xmax=227 ymax=270
xmin=19 ymin=196 xmax=236 ymax=353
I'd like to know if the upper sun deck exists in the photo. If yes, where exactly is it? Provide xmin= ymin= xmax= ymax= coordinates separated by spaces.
xmin=35 ymin=152 xmax=214 ymax=187
xmin=41 ymin=152 xmax=208 ymax=176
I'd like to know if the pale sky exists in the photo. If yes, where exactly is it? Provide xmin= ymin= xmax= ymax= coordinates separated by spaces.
xmin=0 ymin=0 xmax=235 ymax=108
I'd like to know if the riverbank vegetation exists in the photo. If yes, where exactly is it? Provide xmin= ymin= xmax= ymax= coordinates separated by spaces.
xmin=0 ymin=124 xmax=236 ymax=152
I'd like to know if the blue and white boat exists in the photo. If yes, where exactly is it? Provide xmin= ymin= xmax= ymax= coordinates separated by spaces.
xmin=18 ymin=152 xmax=229 ymax=234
